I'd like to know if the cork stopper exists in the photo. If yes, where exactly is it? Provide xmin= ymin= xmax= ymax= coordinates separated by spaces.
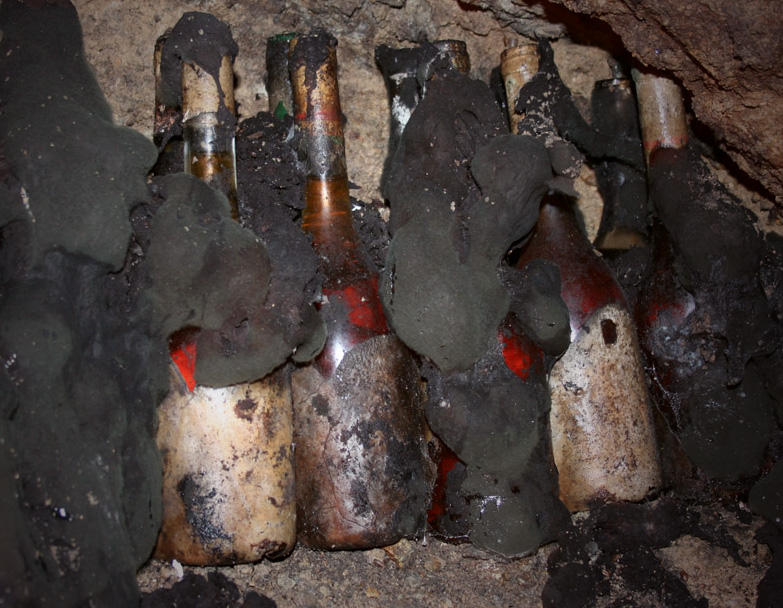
xmin=632 ymin=70 xmax=688 ymax=159
xmin=500 ymin=38 xmax=539 ymax=134
xmin=182 ymin=54 xmax=235 ymax=121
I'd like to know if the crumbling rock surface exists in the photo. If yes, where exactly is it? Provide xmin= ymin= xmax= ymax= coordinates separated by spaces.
xmin=474 ymin=0 xmax=783 ymax=205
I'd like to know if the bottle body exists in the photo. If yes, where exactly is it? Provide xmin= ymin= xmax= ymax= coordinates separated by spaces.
xmin=154 ymin=27 xmax=295 ymax=564
xmin=289 ymin=31 xmax=430 ymax=549
xmin=156 ymin=366 xmax=295 ymax=563
xmin=518 ymin=196 xmax=661 ymax=511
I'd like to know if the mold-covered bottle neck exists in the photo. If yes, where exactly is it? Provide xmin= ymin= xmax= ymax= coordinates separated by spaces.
xmin=181 ymin=57 xmax=238 ymax=220
xmin=520 ymin=195 xmax=626 ymax=336
xmin=500 ymin=38 xmax=539 ymax=134
xmin=290 ymin=32 xmax=367 ymax=277
xmin=290 ymin=32 xmax=348 ymax=182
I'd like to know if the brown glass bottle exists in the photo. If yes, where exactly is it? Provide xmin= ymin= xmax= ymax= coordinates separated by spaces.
xmin=154 ymin=40 xmax=295 ymax=565
xmin=289 ymin=31 xmax=430 ymax=550
xmin=501 ymin=39 xmax=661 ymax=511
xmin=516 ymin=194 xmax=661 ymax=511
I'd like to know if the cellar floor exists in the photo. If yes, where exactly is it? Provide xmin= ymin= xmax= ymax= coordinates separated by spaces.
xmin=137 ymin=499 xmax=777 ymax=607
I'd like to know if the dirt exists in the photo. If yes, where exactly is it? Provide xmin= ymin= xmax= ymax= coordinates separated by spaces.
xmin=137 ymin=500 xmax=777 ymax=607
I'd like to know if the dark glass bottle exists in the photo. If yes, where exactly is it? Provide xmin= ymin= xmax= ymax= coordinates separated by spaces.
xmin=631 ymin=71 xmax=704 ymax=487
xmin=591 ymin=70 xmax=649 ymax=253
xmin=632 ymin=72 xmax=695 ymax=411
xmin=289 ymin=31 xmax=430 ymax=550
xmin=376 ymin=38 xmax=471 ymax=191
xmin=154 ymin=36 xmax=295 ymax=565
xmin=375 ymin=44 xmax=423 ymax=185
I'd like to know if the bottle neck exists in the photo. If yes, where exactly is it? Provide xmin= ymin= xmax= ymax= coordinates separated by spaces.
xmin=290 ymin=33 xmax=347 ymax=182
xmin=302 ymin=177 xmax=359 ymax=250
xmin=180 ymin=53 xmax=238 ymax=219
xmin=632 ymin=70 xmax=688 ymax=165
xmin=591 ymin=77 xmax=639 ymax=139
xmin=500 ymin=40 xmax=539 ymax=134
xmin=183 ymin=113 xmax=238 ymax=220
xmin=520 ymin=195 xmax=626 ymax=335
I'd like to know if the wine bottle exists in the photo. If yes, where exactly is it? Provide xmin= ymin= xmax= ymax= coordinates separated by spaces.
xmin=630 ymin=71 xmax=694 ymax=426
xmin=289 ymin=31 xmax=430 ymax=550
xmin=504 ymin=41 xmax=660 ymax=512
xmin=154 ymin=37 xmax=295 ymax=564
xmin=376 ymin=40 xmax=491 ymax=542
xmin=516 ymin=194 xmax=662 ymax=511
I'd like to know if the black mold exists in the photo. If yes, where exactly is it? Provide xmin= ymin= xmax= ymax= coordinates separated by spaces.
xmin=380 ymin=72 xmax=553 ymax=372
xmin=160 ymin=12 xmax=238 ymax=126
xmin=0 ymin=1 xmax=163 ymax=605
xmin=0 ymin=0 xmax=158 ymax=271
xmin=141 ymin=571 xmax=277 ymax=608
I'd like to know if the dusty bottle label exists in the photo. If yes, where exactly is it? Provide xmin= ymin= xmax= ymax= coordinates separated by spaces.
xmin=549 ymin=303 xmax=662 ymax=512
xmin=155 ymin=367 xmax=295 ymax=564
